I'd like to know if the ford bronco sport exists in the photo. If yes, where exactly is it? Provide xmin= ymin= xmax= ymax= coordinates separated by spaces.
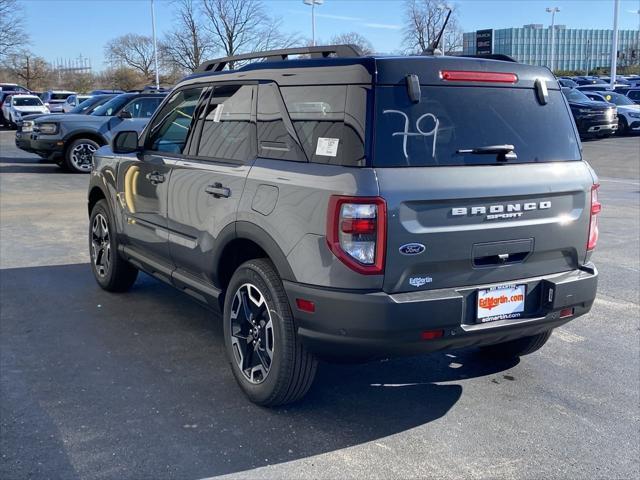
xmin=88 ymin=45 xmax=599 ymax=406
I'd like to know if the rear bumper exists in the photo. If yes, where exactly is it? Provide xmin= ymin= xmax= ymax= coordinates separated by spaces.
xmin=284 ymin=265 xmax=598 ymax=358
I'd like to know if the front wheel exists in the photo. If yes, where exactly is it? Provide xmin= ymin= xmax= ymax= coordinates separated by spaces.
xmin=223 ymin=259 xmax=317 ymax=406
xmin=617 ymin=118 xmax=628 ymax=136
xmin=89 ymin=199 xmax=138 ymax=292
xmin=65 ymin=138 xmax=99 ymax=173
xmin=478 ymin=330 xmax=552 ymax=359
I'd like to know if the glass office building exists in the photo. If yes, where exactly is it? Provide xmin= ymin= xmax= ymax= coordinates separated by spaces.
xmin=463 ymin=25 xmax=639 ymax=71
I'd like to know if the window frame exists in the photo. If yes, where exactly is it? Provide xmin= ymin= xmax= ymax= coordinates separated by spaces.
xmin=185 ymin=80 xmax=258 ymax=166
xmin=256 ymin=81 xmax=308 ymax=163
xmin=141 ymin=88 xmax=207 ymax=158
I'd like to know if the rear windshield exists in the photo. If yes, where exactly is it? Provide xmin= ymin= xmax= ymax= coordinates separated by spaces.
xmin=13 ymin=97 xmax=43 ymax=107
xmin=374 ymin=86 xmax=580 ymax=167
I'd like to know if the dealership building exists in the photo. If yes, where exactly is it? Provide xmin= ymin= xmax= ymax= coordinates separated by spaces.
xmin=463 ymin=25 xmax=639 ymax=71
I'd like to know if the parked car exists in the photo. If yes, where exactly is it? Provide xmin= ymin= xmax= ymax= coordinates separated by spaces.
xmin=583 ymin=90 xmax=640 ymax=135
xmin=0 ymin=83 xmax=30 ymax=93
xmin=89 ymin=89 xmax=125 ymax=95
xmin=59 ymin=94 xmax=92 ymax=113
xmin=558 ymin=78 xmax=578 ymax=88
xmin=0 ymin=90 xmax=27 ymax=126
xmin=0 ymin=94 xmax=49 ymax=128
xmin=41 ymin=90 xmax=76 ymax=112
xmin=16 ymin=94 xmax=118 ymax=155
xmin=573 ymin=77 xmax=607 ymax=86
xmin=18 ymin=92 xmax=166 ymax=172
xmin=562 ymin=87 xmax=617 ymax=138
xmin=626 ymin=88 xmax=640 ymax=104
xmin=89 ymin=46 xmax=600 ymax=406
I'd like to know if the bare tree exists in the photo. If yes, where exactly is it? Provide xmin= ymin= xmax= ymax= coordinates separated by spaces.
xmin=201 ymin=0 xmax=300 ymax=68
xmin=403 ymin=0 xmax=463 ymax=55
xmin=0 ymin=0 xmax=27 ymax=60
xmin=162 ymin=0 xmax=213 ymax=73
xmin=2 ymin=51 xmax=52 ymax=90
xmin=105 ymin=34 xmax=157 ymax=80
xmin=331 ymin=32 xmax=374 ymax=55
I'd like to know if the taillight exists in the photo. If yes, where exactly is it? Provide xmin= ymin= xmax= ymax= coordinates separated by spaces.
xmin=587 ymin=184 xmax=601 ymax=251
xmin=326 ymin=196 xmax=386 ymax=275
xmin=440 ymin=70 xmax=518 ymax=83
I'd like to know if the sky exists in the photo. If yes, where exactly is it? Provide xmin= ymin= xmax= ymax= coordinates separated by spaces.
xmin=19 ymin=0 xmax=640 ymax=71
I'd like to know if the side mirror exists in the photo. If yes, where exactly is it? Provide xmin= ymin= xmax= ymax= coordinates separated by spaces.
xmin=112 ymin=130 xmax=139 ymax=154
xmin=118 ymin=110 xmax=133 ymax=119
xmin=44 ymin=102 xmax=50 ymax=107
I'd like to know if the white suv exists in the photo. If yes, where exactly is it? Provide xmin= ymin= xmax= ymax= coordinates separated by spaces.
xmin=1 ymin=94 xmax=49 ymax=128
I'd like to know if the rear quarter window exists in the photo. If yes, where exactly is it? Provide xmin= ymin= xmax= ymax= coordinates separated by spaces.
xmin=280 ymin=85 xmax=367 ymax=166
xmin=374 ymin=86 xmax=581 ymax=167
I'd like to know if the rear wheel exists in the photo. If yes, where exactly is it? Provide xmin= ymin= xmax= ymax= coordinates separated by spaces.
xmin=223 ymin=259 xmax=317 ymax=406
xmin=478 ymin=330 xmax=552 ymax=359
xmin=89 ymin=200 xmax=138 ymax=292
xmin=65 ymin=138 xmax=99 ymax=173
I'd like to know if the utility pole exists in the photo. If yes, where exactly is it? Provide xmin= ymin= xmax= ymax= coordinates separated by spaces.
xmin=303 ymin=0 xmax=324 ymax=47
xmin=151 ymin=0 xmax=160 ymax=89
xmin=610 ymin=0 xmax=619 ymax=87
xmin=546 ymin=7 xmax=560 ymax=72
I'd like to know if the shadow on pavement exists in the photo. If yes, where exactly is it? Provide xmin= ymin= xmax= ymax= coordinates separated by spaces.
xmin=0 ymin=263 xmax=517 ymax=479
xmin=0 ymin=155 xmax=65 ymax=174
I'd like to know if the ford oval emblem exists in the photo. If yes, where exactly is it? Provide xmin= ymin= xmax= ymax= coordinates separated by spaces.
xmin=399 ymin=243 xmax=426 ymax=255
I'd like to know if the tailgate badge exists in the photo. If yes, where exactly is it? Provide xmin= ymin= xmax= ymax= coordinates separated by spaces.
xmin=409 ymin=276 xmax=433 ymax=287
xmin=400 ymin=243 xmax=426 ymax=255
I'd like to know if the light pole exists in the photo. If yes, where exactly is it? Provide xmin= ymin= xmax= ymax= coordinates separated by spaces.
xmin=610 ymin=0 xmax=619 ymax=87
xmin=150 ymin=0 xmax=160 ymax=89
xmin=303 ymin=0 xmax=324 ymax=47
xmin=546 ymin=7 xmax=560 ymax=72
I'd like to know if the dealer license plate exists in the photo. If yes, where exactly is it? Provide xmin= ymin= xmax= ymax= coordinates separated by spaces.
xmin=477 ymin=284 xmax=526 ymax=323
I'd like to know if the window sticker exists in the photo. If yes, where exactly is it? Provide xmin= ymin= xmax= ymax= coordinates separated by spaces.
xmin=315 ymin=137 xmax=339 ymax=157
xmin=212 ymin=104 xmax=224 ymax=123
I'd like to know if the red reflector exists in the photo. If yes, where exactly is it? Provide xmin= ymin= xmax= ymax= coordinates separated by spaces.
xmin=441 ymin=70 xmax=518 ymax=83
xmin=341 ymin=218 xmax=376 ymax=234
xmin=421 ymin=329 xmax=444 ymax=340
xmin=296 ymin=298 xmax=315 ymax=313
xmin=559 ymin=307 xmax=574 ymax=319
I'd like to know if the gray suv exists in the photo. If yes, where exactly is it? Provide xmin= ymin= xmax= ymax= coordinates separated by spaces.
xmin=88 ymin=46 xmax=600 ymax=406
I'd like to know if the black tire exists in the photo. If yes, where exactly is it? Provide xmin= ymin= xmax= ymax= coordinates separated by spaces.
xmin=479 ymin=330 xmax=552 ymax=359
xmin=223 ymin=258 xmax=317 ymax=406
xmin=64 ymin=138 xmax=100 ymax=173
xmin=89 ymin=199 xmax=138 ymax=292
xmin=617 ymin=117 xmax=628 ymax=136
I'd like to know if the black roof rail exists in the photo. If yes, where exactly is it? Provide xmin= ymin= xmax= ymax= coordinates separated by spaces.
xmin=459 ymin=54 xmax=518 ymax=63
xmin=196 ymin=44 xmax=364 ymax=73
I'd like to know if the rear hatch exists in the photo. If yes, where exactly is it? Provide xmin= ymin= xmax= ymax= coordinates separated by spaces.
xmin=373 ymin=57 xmax=594 ymax=294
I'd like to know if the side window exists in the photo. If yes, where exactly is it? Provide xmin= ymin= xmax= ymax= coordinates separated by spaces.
xmin=257 ymin=83 xmax=306 ymax=161
xmin=145 ymin=87 xmax=204 ymax=154
xmin=629 ymin=91 xmax=640 ymax=100
xmin=195 ymin=84 xmax=255 ymax=162
xmin=123 ymin=97 xmax=163 ymax=118
xmin=280 ymin=85 xmax=367 ymax=166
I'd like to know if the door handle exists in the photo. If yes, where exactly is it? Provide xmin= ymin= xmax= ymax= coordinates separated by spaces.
xmin=205 ymin=183 xmax=231 ymax=198
xmin=145 ymin=171 xmax=165 ymax=184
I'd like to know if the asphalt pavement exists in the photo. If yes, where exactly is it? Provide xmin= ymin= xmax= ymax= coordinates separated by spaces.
xmin=1 ymin=129 xmax=638 ymax=479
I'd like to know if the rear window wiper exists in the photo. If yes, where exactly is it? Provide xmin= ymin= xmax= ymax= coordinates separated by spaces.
xmin=456 ymin=144 xmax=517 ymax=162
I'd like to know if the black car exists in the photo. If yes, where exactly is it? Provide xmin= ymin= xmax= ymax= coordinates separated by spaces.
xmin=562 ymin=87 xmax=617 ymax=138
xmin=558 ymin=78 xmax=578 ymax=88
xmin=16 ymin=92 xmax=166 ymax=172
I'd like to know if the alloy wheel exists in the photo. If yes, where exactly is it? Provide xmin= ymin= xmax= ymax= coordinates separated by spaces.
xmin=71 ymin=142 xmax=97 ymax=172
xmin=91 ymin=213 xmax=111 ymax=278
xmin=229 ymin=283 xmax=275 ymax=384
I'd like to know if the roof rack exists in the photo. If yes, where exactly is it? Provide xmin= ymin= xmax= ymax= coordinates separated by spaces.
xmin=196 ymin=44 xmax=364 ymax=73
xmin=460 ymin=54 xmax=517 ymax=63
